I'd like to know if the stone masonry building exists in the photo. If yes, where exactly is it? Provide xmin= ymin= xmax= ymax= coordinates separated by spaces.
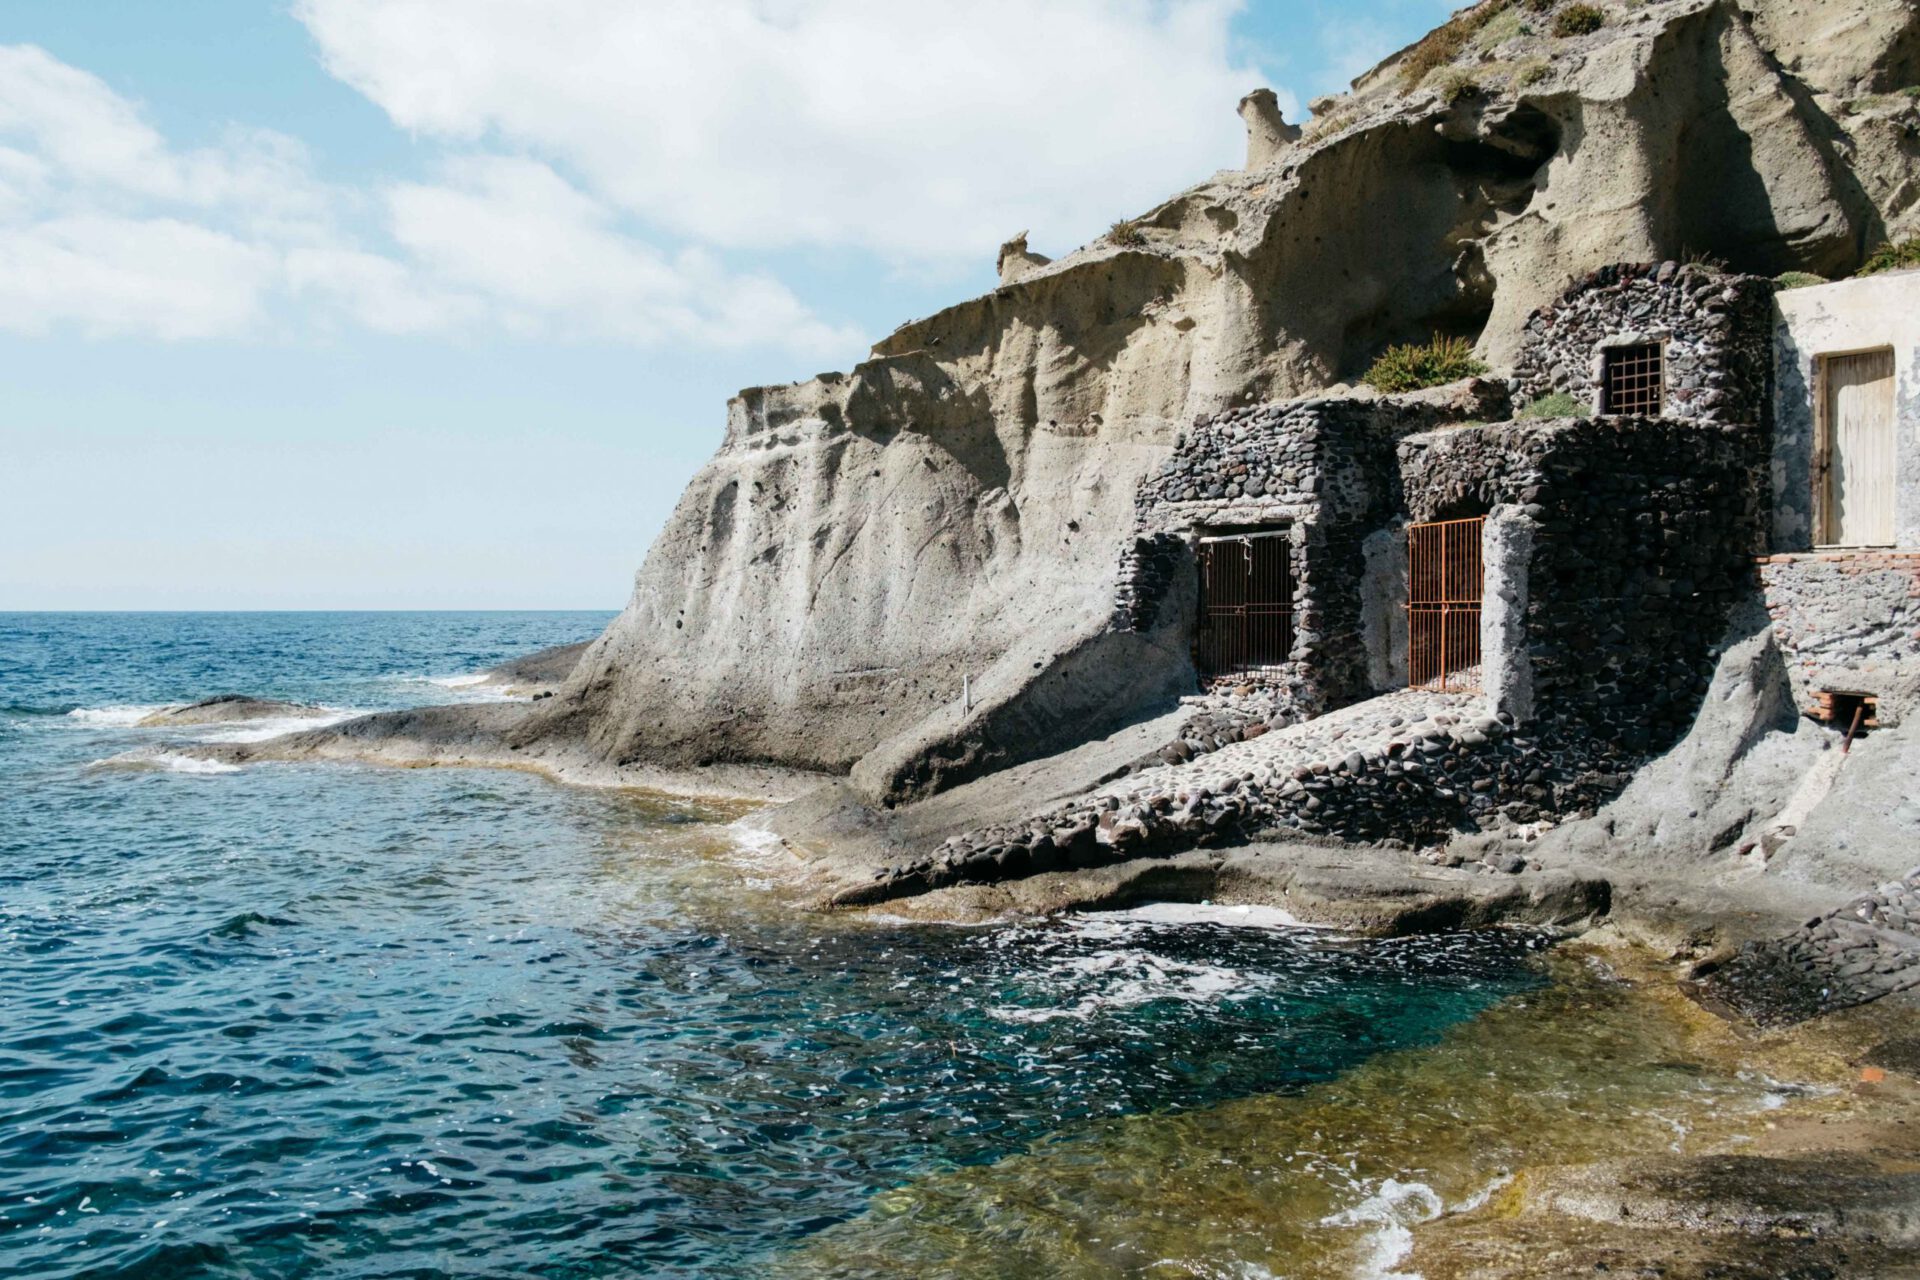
xmin=860 ymin=263 xmax=1920 ymax=902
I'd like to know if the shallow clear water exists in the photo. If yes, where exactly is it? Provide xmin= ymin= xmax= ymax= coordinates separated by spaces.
xmin=0 ymin=613 xmax=1555 ymax=1278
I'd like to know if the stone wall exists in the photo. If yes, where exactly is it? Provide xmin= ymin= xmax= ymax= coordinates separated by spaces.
xmin=1757 ymin=551 xmax=1920 ymax=724
xmin=1772 ymin=271 xmax=1920 ymax=552
xmin=1400 ymin=416 xmax=1768 ymax=756
xmin=843 ymin=414 xmax=1772 ymax=905
xmin=1116 ymin=380 xmax=1508 ymax=719
xmin=1512 ymin=263 xmax=1774 ymax=426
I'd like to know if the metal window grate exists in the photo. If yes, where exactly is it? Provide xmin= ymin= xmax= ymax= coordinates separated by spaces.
xmin=1196 ymin=534 xmax=1295 ymax=677
xmin=1406 ymin=517 xmax=1484 ymax=693
xmin=1602 ymin=343 xmax=1664 ymax=416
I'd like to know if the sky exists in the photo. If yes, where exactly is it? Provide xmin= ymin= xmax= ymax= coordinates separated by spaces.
xmin=0 ymin=0 xmax=1457 ymax=610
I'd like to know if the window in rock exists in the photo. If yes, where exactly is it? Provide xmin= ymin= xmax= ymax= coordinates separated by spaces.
xmin=1601 ymin=343 xmax=1665 ymax=416
xmin=1407 ymin=516 xmax=1485 ymax=693
xmin=1196 ymin=531 xmax=1294 ymax=677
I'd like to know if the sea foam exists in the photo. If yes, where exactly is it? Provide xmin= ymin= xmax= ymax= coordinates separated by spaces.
xmin=1085 ymin=901 xmax=1321 ymax=930
xmin=1321 ymin=1177 xmax=1444 ymax=1280
xmin=196 ymin=709 xmax=357 ymax=744
xmin=88 ymin=749 xmax=242 ymax=775
xmin=67 ymin=705 xmax=170 ymax=727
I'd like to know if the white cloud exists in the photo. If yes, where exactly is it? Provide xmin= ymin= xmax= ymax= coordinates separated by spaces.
xmin=0 ymin=214 xmax=275 ymax=339
xmin=0 ymin=42 xmax=857 ymax=354
xmin=385 ymin=155 xmax=860 ymax=350
xmin=293 ymin=0 xmax=1275 ymax=262
xmin=1 ymin=3 xmax=1288 ymax=353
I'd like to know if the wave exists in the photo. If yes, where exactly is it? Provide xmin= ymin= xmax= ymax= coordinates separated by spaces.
xmin=1320 ymin=1177 xmax=1444 ymax=1280
xmin=87 ymin=749 xmax=242 ymax=775
xmin=67 ymin=704 xmax=171 ymax=727
xmin=988 ymin=946 xmax=1278 ymax=1025
xmin=195 ymin=709 xmax=359 ymax=744
xmin=62 ymin=702 xmax=362 ymax=741
xmin=1084 ymin=901 xmax=1322 ymax=930
xmin=414 ymin=671 xmax=529 ymax=704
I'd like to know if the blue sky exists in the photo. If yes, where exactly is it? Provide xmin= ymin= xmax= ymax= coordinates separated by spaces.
xmin=0 ymin=0 xmax=1453 ymax=609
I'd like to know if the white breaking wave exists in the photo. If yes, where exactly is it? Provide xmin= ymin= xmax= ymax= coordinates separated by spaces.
xmin=196 ymin=709 xmax=358 ymax=744
xmin=726 ymin=821 xmax=787 ymax=858
xmin=989 ymin=948 xmax=1274 ymax=1024
xmin=416 ymin=672 xmax=527 ymax=703
xmin=67 ymin=704 xmax=170 ymax=727
xmin=982 ymin=901 xmax=1334 ymax=1024
xmin=1320 ymin=1178 xmax=1444 ymax=1280
xmin=88 ymin=749 xmax=242 ymax=775
xmin=1085 ymin=901 xmax=1322 ymax=930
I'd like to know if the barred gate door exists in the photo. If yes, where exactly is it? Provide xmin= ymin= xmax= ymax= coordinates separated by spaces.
xmin=1196 ymin=533 xmax=1294 ymax=677
xmin=1407 ymin=517 xmax=1485 ymax=692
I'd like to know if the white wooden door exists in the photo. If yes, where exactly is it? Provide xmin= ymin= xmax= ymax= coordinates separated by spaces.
xmin=1821 ymin=350 xmax=1896 ymax=546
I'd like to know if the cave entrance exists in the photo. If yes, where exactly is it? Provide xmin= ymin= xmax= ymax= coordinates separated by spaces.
xmin=1407 ymin=516 xmax=1485 ymax=693
xmin=1196 ymin=529 xmax=1294 ymax=678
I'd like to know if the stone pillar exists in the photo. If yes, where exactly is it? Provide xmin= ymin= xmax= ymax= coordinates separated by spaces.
xmin=1361 ymin=525 xmax=1409 ymax=691
xmin=996 ymin=232 xmax=1052 ymax=286
xmin=1482 ymin=506 xmax=1536 ymax=723
xmin=1239 ymin=89 xmax=1301 ymax=172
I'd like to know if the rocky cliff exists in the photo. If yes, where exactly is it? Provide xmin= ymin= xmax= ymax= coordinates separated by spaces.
xmin=517 ymin=0 xmax=1919 ymax=804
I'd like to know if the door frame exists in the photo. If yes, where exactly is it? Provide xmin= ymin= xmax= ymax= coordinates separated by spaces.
xmin=1194 ymin=527 xmax=1295 ymax=677
xmin=1814 ymin=345 xmax=1898 ymax=548
xmin=1405 ymin=515 xmax=1486 ymax=693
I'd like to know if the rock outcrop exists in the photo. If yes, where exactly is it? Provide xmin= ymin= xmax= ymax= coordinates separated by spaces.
xmin=137 ymin=696 xmax=333 ymax=728
xmin=509 ymin=0 xmax=1916 ymax=808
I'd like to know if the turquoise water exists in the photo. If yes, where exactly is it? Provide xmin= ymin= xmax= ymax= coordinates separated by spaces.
xmin=0 ymin=614 xmax=1547 ymax=1278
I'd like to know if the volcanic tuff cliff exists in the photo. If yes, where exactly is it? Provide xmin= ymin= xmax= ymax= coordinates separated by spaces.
xmin=514 ymin=0 xmax=1919 ymax=804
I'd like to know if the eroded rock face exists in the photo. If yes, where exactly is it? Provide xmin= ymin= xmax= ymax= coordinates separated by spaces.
xmin=526 ymin=0 xmax=1918 ymax=796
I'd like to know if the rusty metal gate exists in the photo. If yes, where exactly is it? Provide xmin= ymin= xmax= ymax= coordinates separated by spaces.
xmin=1196 ymin=532 xmax=1294 ymax=677
xmin=1407 ymin=516 xmax=1484 ymax=692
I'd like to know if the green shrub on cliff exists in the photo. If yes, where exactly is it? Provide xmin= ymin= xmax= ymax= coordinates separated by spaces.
xmin=1364 ymin=336 xmax=1489 ymax=393
xmin=1858 ymin=238 xmax=1920 ymax=277
xmin=1553 ymin=4 xmax=1606 ymax=36
xmin=1773 ymin=271 xmax=1827 ymax=291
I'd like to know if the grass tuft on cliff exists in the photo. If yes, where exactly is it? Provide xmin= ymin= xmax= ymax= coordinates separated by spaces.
xmin=1438 ymin=69 xmax=1483 ymax=105
xmin=1400 ymin=0 xmax=1513 ymax=90
xmin=1364 ymin=336 xmax=1489 ymax=393
xmin=1858 ymin=238 xmax=1920 ymax=277
xmin=1109 ymin=219 xmax=1146 ymax=248
xmin=1518 ymin=391 xmax=1591 ymax=419
xmin=1774 ymin=271 xmax=1827 ymax=291
xmin=1553 ymin=4 xmax=1607 ymax=36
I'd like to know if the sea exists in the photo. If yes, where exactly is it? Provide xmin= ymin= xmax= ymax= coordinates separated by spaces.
xmin=1 ymin=612 xmax=1739 ymax=1279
